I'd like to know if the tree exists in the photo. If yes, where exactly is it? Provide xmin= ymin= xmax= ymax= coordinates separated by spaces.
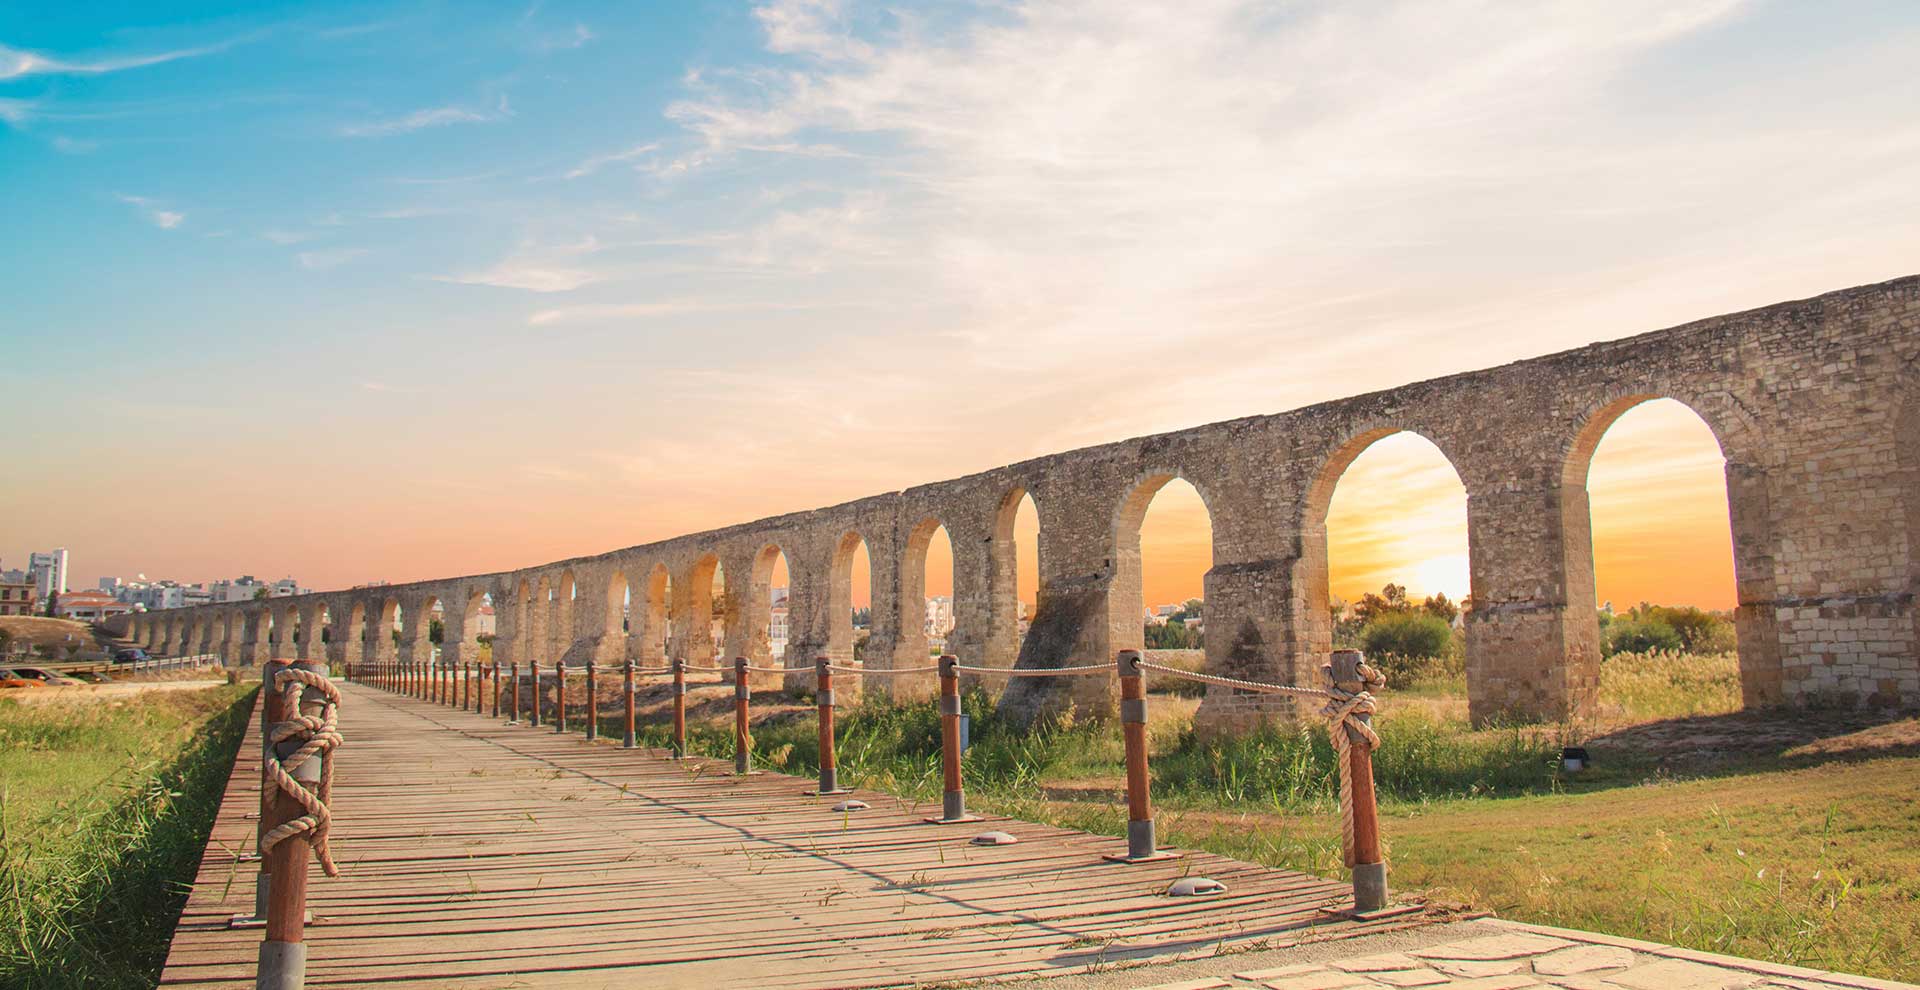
xmin=1144 ymin=621 xmax=1200 ymax=649
xmin=253 ymin=587 xmax=270 ymax=600
xmin=44 ymin=591 xmax=58 ymax=618
xmin=1602 ymin=615 xmax=1682 ymax=655
xmin=1421 ymin=592 xmax=1459 ymax=623
xmin=429 ymin=619 xmax=445 ymax=644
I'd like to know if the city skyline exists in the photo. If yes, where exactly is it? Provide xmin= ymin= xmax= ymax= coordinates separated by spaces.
xmin=6 ymin=1 xmax=1913 ymax=613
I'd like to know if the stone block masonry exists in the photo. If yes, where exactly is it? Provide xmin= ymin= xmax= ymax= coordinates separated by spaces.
xmin=117 ymin=275 xmax=1920 ymax=729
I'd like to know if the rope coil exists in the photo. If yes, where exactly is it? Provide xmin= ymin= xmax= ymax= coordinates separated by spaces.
xmin=261 ymin=667 xmax=344 ymax=877
xmin=1324 ymin=659 xmax=1386 ymax=868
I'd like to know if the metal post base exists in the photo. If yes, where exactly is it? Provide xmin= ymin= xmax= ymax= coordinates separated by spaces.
xmin=806 ymin=768 xmax=853 ymax=796
xmin=1101 ymin=818 xmax=1181 ymax=863
xmin=923 ymin=790 xmax=982 ymax=824
xmin=1352 ymin=861 xmax=1388 ymax=912
xmin=256 ymin=939 xmax=307 ymax=990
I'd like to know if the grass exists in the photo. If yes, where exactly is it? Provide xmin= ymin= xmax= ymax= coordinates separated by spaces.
xmin=0 ymin=683 xmax=256 ymax=989
xmin=597 ymin=650 xmax=1919 ymax=982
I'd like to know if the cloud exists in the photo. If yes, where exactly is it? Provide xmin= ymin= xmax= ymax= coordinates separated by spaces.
xmin=296 ymin=248 xmax=367 ymax=269
xmin=562 ymin=141 xmax=660 ymax=179
xmin=526 ymin=299 xmax=814 ymax=326
xmin=50 ymin=135 xmax=97 ymax=154
xmin=116 ymin=194 xmax=184 ymax=229
xmin=535 ymin=23 xmax=595 ymax=52
xmin=0 ymin=39 xmax=237 ymax=81
xmin=0 ymin=98 xmax=33 ymax=126
xmin=436 ymin=263 xmax=598 ymax=293
xmin=339 ymin=95 xmax=511 ymax=137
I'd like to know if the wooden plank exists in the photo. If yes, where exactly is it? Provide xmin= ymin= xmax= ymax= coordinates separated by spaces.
xmin=158 ymin=681 xmax=1433 ymax=988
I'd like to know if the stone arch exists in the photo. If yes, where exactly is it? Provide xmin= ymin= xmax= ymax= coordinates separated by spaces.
xmin=532 ymin=576 xmax=552 ymax=663
xmin=1110 ymin=470 xmax=1219 ymax=665
xmin=512 ymin=578 xmax=532 ymax=664
xmin=988 ymin=484 xmax=1044 ymax=666
xmin=748 ymin=543 xmax=791 ymax=666
xmin=604 ymin=569 xmax=630 ymax=662
xmin=553 ymin=569 xmax=577 ymax=664
xmin=1299 ymin=425 xmax=1470 ymax=676
xmin=377 ymin=595 xmax=401 ymax=663
xmin=414 ymin=594 xmax=442 ymax=663
xmin=643 ymin=564 xmax=671 ymax=662
xmin=900 ymin=517 xmax=956 ymax=664
xmin=462 ymin=586 xmax=492 ymax=662
xmin=276 ymin=601 xmax=302 ymax=657
xmin=827 ymin=531 xmax=871 ymax=663
xmin=343 ymin=601 xmax=366 ymax=664
xmin=308 ymin=602 xmax=331 ymax=662
xmin=1561 ymin=392 xmax=1778 ymax=706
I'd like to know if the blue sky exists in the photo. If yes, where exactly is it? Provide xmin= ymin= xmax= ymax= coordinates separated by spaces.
xmin=2 ymin=1 xmax=1917 ymax=593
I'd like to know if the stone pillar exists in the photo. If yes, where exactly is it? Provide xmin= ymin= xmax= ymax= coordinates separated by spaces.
xmin=238 ymin=610 xmax=272 ymax=668
xmin=1463 ymin=484 xmax=1599 ymax=723
xmin=996 ymin=492 xmax=1118 ymax=725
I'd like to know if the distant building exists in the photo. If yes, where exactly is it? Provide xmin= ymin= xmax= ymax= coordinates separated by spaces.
xmin=769 ymin=586 xmax=789 ymax=658
xmin=269 ymin=577 xmax=306 ymax=597
xmin=28 ymin=548 xmax=68 ymax=600
xmin=475 ymin=604 xmax=497 ymax=637
xmin=98 ymin=576 xmax=123 ymax=592
xmin=212 ymin=576 xmax=266 ymax=603
xmin=0 ymin=579 xmax=37 ymax=616
xmin=55 ymin=589 xmax=132 ymax=622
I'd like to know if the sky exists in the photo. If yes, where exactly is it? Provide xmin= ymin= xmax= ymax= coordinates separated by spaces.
xmin=4 ymin=0 xmax=1915 ymax=616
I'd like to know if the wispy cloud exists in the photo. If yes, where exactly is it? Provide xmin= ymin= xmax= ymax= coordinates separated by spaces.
xmin=116 ymin=194 xmax=184 ymax=229
xmin=435 ymin=263 xmax=598 ymax=293
xmin=562 ymin=141 xmax=660 ymax=179
xmin=534 ymin=23 xmax=595 ymax=53
xmin=50 ymin=135 xmax=97 ymax=154
xmin=297 ymin=247 xmax=366 ymax=270
xmin=339 ymin=95 xmax=512 ymax=137
xmin=0 ymin=98 xmax=32 ymax=127
xmin=526 ymin=299 xmax=815 ymax=326
xmin=0 ymin=39 xmax=239 ymax=81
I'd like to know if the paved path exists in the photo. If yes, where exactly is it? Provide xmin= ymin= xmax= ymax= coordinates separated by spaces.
xmin=157 ymin=681 xmax=1430 ymax=988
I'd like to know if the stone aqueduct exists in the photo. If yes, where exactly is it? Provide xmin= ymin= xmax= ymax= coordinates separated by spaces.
xmin=119 ymin=275 xmax=1920 ymax=726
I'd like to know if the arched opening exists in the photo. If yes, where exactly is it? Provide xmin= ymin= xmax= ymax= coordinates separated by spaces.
xmin=384 ymin=597 xmax=403 ymax=657
xmin=464 ymin=589 xmax=493 ymax=662
xmin=281 ymin=604 xmax=302 ymax=657
xmin=606 ymin=571 xmax=630 ymax=658
xmin=644 ymin=565 xmax=671 ymax=661
xmin=1122 ymin=476 xmax=1212 ymax=666
xmin=750 ymin=545 xmax=791 ymax=664
xmin=829 ymin=532 xmax=871 ymax=663
xmin=423 ymin=596 xmax=444 ymax=661
xmin=345 ymin=603 xmax=364 ymax=662
xmin=315 ymin=604 xmax=332 ymax=659
xmin=989 ymin=488 xmax=1042 ymax=665
xmin=903 ymin=519 xmax=956 ymax=660
xmin=1308 ymin=430 xmax=1470 ymax=687
xmin=1568 ymin=396 xmax=1743 ymax=710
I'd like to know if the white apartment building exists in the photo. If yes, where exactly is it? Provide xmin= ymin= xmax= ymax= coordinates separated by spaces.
xmin=28 ymin=548 xmax=68 ymax=600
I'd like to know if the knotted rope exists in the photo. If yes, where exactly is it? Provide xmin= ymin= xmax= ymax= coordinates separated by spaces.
xmin=1323 ymin=658 xmax=1385 ymax=868
xmin=261 ymin=667 xmax=344 ymax=877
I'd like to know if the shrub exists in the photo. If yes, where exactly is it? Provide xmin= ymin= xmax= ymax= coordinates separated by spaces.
xmin=1359 ymin=612 xmax=1452 ymax=663
xmin=1603 ymin=616 xmax=1682 ymax=656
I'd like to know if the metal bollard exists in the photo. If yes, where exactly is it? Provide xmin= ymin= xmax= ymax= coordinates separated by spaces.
xmin=528 ymin=660 xmax=542 ymax=728
xmin=808 ymin=655 xmax=849 ymax=795
xmin=733 ymin=657 xmax=752 ymax=774
xmin=1104 ymin=650 xmax=1175 ymax=862
xmin=585 ymin=662 xmax=598 ymax=741
xmin=555 ymin=664 xmax=568 ymax=734
xmin=507 ymin=662 xmax=520 ymax=724
xmin=925 ymin=655 xmax=978 ymax=823
xmin=671 ymin=658 xmax=687 ymax=758
xmin=1330 ymin=649 xmax=1388 ymax=912
xmin=492 ymin=662 xmax=502 ymax=718
xmin=622 ymin=659 xmax=636 ymax=749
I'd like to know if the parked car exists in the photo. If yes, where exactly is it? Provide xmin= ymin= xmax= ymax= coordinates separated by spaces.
xmin=114 ymin=648 xmax=150 ymax=663
xmin=0 ymin=669 xmax=45 ymax=689
xmin=71 ymin=670 xmax=114 ymax=684
xmin=7 ymin=667 xmax=85 ymax=686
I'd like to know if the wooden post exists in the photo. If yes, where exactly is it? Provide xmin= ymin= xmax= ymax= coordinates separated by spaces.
xmin=732 ymin=656 xmax=751 ymax=774
xmin=926 ymin=655 xmax=977 ymax=823
xmin=1330 ymin=649 xmax=1386 ymax=911
xmin=528 ymin=660 xmax=541 ymax=728
xmin=1104 ymin=650 xmax=1172 ymax=862
xmin=492 ymin=662 xmax=501 ymax=718
xmin=622 ymin=659 xmax=636 ymax=749
xmin=256 ymin=659 xmax=328 ymax=990
xmin=507 ymin=662 xmax=520 ymax=724
xmin=671 ymin=658 xmax=687 ymax=759
xmin=810 ymin=656 xmax=848 ymax=795
xmin=584 ymin=662 xmax=599 ymax=741
xmin=555 ymin=664 xmax=568 ymax=734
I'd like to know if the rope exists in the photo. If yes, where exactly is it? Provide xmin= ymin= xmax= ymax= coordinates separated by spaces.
xmin=741 ymin=664 xmax=810 ymax=674
xmin=952 ymin=662 xmax=1114 ymax=677
xmin=261 ymin=668 xmax=344 ymax=877
xmin=1133 ymin=660 xmax=1330 ymax=698
xmin=827 ymin=663 xmax=940 ymax=675
xmin=1323 ymin=660 xmax=1386 ymax=869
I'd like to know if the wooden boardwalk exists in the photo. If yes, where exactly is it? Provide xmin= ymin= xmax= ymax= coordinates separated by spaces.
xmin=158 ymin=681 xmax=1431 ymax=989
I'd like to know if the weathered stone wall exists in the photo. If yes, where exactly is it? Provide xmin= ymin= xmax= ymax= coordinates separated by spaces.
xmin=136 ymin=275 xmax=1920 ymax=727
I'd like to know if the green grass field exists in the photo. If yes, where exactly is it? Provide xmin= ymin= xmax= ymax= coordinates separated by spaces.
xmin=0 ymin=684 xmax=255 ymax=989
xmin=623 ymin=651 xmax=1920 ymax=982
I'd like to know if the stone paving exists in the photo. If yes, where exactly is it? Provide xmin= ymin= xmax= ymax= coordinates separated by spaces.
xmin=1130 ymin=922 xmax=1915 ymax=990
